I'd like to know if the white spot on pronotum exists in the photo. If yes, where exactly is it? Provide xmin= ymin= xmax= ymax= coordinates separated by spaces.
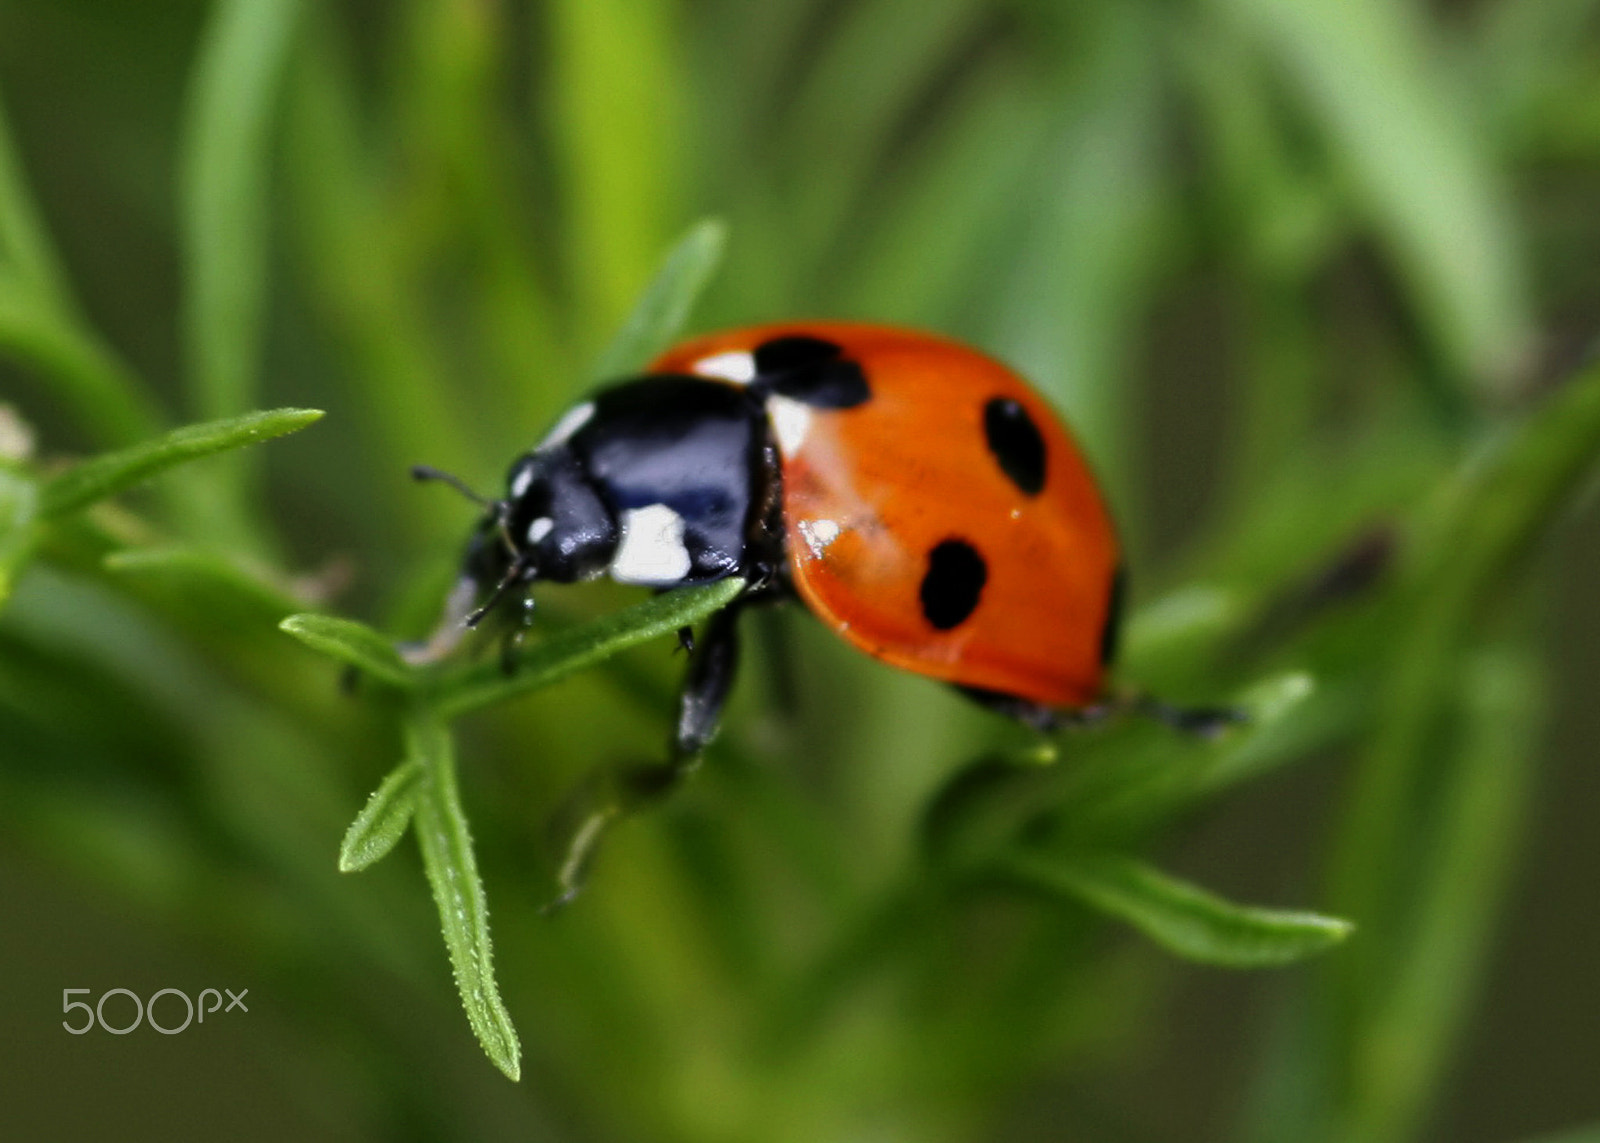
xmin=767 ymin=395 xmax=812 ymax=455
xmin=527 ymin=516 xmax=554 ymax=543
xmin=509 ymin=464 xmax=534 ymax=499
xmin=693 ymin=350 xmax=757 ymax=384
xmin=538 ymin=401 xmax=596 ymax=449
xmin=797 ymin=517 xmax=841 ymax=559
xmin=610 ymin=504 xmax=692 ymax=584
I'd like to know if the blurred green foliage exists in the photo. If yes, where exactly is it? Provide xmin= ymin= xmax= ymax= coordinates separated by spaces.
xmin=3 ymin=1 xmax=1600 ymax=1141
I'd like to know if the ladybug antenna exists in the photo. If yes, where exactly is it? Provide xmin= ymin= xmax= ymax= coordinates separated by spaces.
xmin=411 ymin=463 xmax=492 ymax=508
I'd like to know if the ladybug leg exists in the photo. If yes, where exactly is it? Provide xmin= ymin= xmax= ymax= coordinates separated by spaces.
xmin=954 ymin=686 xmax=1064 ymax=733
xmin=672 ymin=602 xmax=742 ymax=760
xmin=543 ymin=602 xmax=745 ymax=911
xmin=1133 ymin=694 xmax=1245 ymax=740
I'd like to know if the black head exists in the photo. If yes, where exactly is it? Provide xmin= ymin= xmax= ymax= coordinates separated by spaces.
xmin=496 ymin=448 xmax=618 ymax=586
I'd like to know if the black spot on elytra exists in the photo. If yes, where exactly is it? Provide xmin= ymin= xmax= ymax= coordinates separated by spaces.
xmin=983 ymin=397 xmax=1047 ymax=496
xmin=1099 ymin=565 xmax=1126 ymax=666
xmin=920 ymin=539 xmax=987 ymax=630
xmin=753 ymin=335 xmax=870 ymax=409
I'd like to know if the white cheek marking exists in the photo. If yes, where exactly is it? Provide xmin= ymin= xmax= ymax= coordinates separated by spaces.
xmin=797 ymin=518 xmax=841 ymax=559
xmin=510 ymin=465 xmax=534 ymax=499
xmin=767 ymin=395 xmax=812 ymax=455
xmin=527 ymin=516 xmax=554 ymax=543
xmin=610 ymin=504 xmax=692 ymax=584
xmin=693 ymin=350 xmax=756 ymax=384
xmin=538 ymin=401 xmax=596 ymax=449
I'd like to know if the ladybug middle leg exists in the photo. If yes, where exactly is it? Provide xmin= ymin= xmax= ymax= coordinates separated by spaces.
xmin=544 ymin=601 xmax=746 ymax=911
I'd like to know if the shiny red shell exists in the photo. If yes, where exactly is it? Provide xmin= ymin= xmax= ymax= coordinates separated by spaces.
xmin=651 ymin=322 xmax=1121 ymax=710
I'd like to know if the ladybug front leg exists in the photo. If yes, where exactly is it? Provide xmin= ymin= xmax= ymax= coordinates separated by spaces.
xmin=672 ymin=602 xmax=742 ymax=759
xmin=544 ymin=601 xmax=745 ymax=910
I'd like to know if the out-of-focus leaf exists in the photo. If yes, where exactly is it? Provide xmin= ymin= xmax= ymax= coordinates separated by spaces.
xmin=103 ymin=546 xmax=303 ymax=623
xmin=1509 ymin=1125 xmax=1600 ymax=1143
xmin=1222 ymin=0 xmax=1531 ymax=396
xmin=1000 ymin=851 xmax=1353 ymax=967
xmin=588 ymin=217 xmax=727 ymax=382
xmin=0 ymin=92 xmax=66 ymax=301
xmin=0 ymin=275 xmax=163 ymax=446
xmin=39 ymin=408 xmax=324 ymax=519
xmin=778 ymin=0 xmax=981 ymax=272
xmin=339 ymin=757 xmax=422 ymax=872
xmin=1332 ymin=353 xmax=1600 ymax=934
xmin=181 ymin=0 xmax=303 ymax=423
xmin=0 ymin=464 xmax=39 ymax=606
xmin=993 ymin=7 xmax=1171 ymax=504
xmin=434 ymin=577 xmax=745 ymax=718
xmin=279 ymin=612 xmax=413 ymax=689
xmin=549 ymin=0 xmax=686 ymax=350
xmin=284 ymin=27 xmax=474 ymax=497
xmin=406 ymin=707 xmax=520 ymax=1080
xmin=841 ymin=61 xmax=1050 ymax=327
xmin=1336 ymin=646 xmax=1542 ymax=1143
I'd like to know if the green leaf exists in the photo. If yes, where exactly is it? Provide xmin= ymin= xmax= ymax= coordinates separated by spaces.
xmin=1224 ymin=0 xmax=1531 ymax=395
xmin=0 ymin=464 xmax=39 ymax=607
xmin=1000 ymin=851 xmax=1353 ymax=967
xmin=39 ymin=407 xmax=323 ymax=519
xmin=550 ymin=0 xmax=687 ymax=350
xmin=1332 ymin=353 xmax=1600 ymax=949
xmin=339 ymin=757 xmax=423 ymax=872
xmin=434 ymin=577 xmax=746 ymax=718
xmin=104 ymin=546 xmax=303 ymax=622
xmin=279 ymin=612 xmax=413 ymax=689
xmin=0 ymin=91 xmax=67 ymax=301
xmin=182 ymin=0 xmax=303 ymax=423
xmin=1510 ymin=1125 xmax=1600 ymax=1143
xmin=0 ymin=273 xmax=164 ymax=447
xmin=406 ymin=706 xmax=520 ymax=1080
xmin=587 ymin=217 xmax=728 ymax=383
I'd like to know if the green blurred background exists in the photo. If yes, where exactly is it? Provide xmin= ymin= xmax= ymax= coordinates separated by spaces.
xmin=2 ymin=0 xmax=1599 ymax=1140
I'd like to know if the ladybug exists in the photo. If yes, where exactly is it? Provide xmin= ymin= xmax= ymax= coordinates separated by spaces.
xmin=416 ymin=321 xmax=1127 ymax=730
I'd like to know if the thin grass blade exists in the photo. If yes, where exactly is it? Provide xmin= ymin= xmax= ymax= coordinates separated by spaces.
xmin=40 ymin=408 xmax=323 ymax=519
xmin=1001 ymin=851 xmax=1353 ymax=967
xmin=588 ymin=218 xmax=727 ymax=383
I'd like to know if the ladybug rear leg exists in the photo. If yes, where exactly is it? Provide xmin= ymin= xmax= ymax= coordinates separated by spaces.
xmin=957 ymin=685 xmax=1243 ymax=739
xmin=544 ymin=602 xmax=745 ymax=911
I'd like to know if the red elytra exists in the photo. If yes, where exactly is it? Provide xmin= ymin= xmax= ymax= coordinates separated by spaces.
xmin=651 ymin=322 xmax=1122 ymax=710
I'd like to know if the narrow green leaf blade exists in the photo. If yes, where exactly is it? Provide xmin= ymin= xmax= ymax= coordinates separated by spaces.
xmin=279 ymin=612 xmax=412 ymax=688
xmin=0 ymin=273 xmax=164 ymax=446
xmin=104 ymin=546 xmax=302 ymax=622
xmin=339 ymin=757 xmax=423 ymax=872
xmin=407 ymin=707 xmax=520 ymax=1080
xmin=434 ymin=577 xmax=745 ymax=718
xmin=1225 ymin=0 xmax=1531 ymax=394
xmin=39 ymin=407 xmax=323 ymax=519
xmin=1510 ymin=1125 xmax=1600 ymax=1143
xmin=549 ymin=0 xmax=687 ymax=352
xmin=1002 ymin=851 xmax=1353 ymax=967
xmin=182 ymin=0 xmax=303 ymax=422
xmin=0 ymin=465 xmax=39 ymax=607
xmin=588 ymin=217 xmax=727 ymax=383
xmin=0 ymin=91 xmax=67 ymax=300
